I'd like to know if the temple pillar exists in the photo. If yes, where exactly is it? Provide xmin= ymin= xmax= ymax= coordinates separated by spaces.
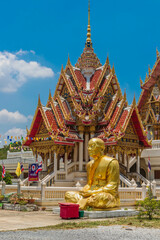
xmin=85 ymin=133 xmax=89 ymax=162
xmin=90 ymin=126 xmax=95 ymax=139
xmin=54 ymin=152 xmax=57 ymax=180
xmin=73 ymin=143 xmax=78 ymax=163
xmin=124 ymin=153 xmax=127 ymax=167
xmin=79 ymin=133 xmax=83 ymax=171
xmin=44 ymin=154 xmax=48 ymax=171
xmin=65 ymin=152 xmax=68 ymax=172
xmin=136 ymin=153 xmax=140 ymax=182
xmin=49 ymin=150 xmax=51 ymax=166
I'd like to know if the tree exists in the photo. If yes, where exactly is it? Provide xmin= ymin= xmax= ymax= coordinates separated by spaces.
xmin=0 ymin=165 xmax=12 ymax=185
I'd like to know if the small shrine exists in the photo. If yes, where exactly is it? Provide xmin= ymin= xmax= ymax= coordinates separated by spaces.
xmin=24 ymin=2 xmax=151 ymax=186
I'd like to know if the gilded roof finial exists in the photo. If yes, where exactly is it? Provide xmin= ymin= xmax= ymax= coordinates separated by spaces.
xmin=132 ymin=94 xmax=136 ymax=107
xmin=140 ymin=77 xmax=143 ymax=87
xmin=67 ymin=54 xmax=71 ymax=65
xmin=86 ymin=0 xmax=92 ymax=47
xmin=156 ymin=48 xmax=160 ymax=60
xmin=48 ymin=89 xmax=52 ymax=102
xmin=26 ymin=126 xmax=29 ymax=135
xmin=38 ymin=94 xmax=42 ymax=108
xmin=106 ymin=55 xmax=109 ymax=65
xmin=112 ymin=64 xmax=115 ymax=75
xmin=148 ymin=65 xmax=151 ymax=76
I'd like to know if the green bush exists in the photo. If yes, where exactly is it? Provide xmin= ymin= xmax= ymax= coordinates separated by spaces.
xmin=0 ymin=165 xmax=12 ymax=184
xmin=136 ymin=188 xmax=160 ymax=220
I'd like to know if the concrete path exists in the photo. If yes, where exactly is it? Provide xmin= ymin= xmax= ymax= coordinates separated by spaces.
xmin=0 ymin=210 xmax=67 ymax=231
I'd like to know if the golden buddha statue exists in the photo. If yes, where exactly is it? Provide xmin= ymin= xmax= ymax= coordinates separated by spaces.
xmin=65 ymin=138 xmax=120 ymax=210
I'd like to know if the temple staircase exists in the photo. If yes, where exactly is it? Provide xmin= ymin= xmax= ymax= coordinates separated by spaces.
xmin=120 ymin=173 xmax=132 ymax=187
xmin=127 ymin=172 xmax=150 ymax=186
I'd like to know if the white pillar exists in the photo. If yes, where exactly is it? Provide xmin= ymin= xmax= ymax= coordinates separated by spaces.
xmin=152 ymin=180 xmax=156 ymax=197
xmin=142 ymin=182 xmax=147 ymax=200
xmin=65 ymin=152 xmax=67 ymax=172
xmin=49 ymin=150 xmax=52 ymax=166
xmin=136 ymin=155 xmax=140 ymax=182
xmin=79 ymin=132 xmax=83 ymax=171
xmin=136 ymin=155 xmax=140 ymax=174
xmin=54 ymin=152 xmax=57 ymax=180
xmin=85 ymin=133 xmax=89 ymax=162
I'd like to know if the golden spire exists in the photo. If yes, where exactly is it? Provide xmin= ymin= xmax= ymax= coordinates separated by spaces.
xmin=38 ymin=94 xmax=42 ymax=108
xmin=86 ymin=0 xmax=92 ymax=47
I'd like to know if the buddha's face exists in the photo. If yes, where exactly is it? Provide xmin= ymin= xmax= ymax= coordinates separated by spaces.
xmin=88 ymin=138 xmax=105 ymax=159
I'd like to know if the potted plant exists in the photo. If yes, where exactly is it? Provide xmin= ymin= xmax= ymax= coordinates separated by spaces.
xmin=28 ymin=195 xmax=35 ymax=204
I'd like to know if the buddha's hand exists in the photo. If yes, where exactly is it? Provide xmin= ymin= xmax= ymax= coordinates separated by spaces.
xmin=79 ymin=190 xmax=92 ymax=198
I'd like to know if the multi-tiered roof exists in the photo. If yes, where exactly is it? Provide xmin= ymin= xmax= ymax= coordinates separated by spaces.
xmin=24 ymin=2 xmax=150 ymax=149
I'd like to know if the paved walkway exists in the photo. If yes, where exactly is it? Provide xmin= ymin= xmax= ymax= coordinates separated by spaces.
xmin=0 ymin=210 xmax=67 ymax=231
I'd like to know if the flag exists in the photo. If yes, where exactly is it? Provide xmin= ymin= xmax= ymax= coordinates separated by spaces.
xmin=20 ymin=163 xmax=24 ymax=173
xmin=2 ymin=165 xmax=5 ymax=178
xmin=148 ymin=157 xmax=151 ymax=172
xmin=15 ymin=162 xmax=21 ymax=177
xmin=36 ymin=161 xmax=42 ymax=174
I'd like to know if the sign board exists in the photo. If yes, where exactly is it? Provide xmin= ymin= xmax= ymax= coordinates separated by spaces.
xmin=28 ymin=163 xmax=39 ymax=182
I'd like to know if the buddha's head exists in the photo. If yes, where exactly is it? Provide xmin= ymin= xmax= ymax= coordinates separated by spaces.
xmin=88 ymin=138 xmax=105 ymax=159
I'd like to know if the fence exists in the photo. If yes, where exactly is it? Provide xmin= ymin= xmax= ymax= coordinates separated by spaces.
xmin=0 ymin=179 xmax=158 ymax=206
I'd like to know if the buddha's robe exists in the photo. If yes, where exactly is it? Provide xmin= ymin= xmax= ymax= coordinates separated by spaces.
xmin=65 ymin=156 xmax=120 ymax=209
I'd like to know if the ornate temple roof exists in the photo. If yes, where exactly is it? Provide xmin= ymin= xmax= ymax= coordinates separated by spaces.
xmin=24 ymin=1 xmax=151 ymax=149
xmin=138 ymin=49 xmax=160 ymax=110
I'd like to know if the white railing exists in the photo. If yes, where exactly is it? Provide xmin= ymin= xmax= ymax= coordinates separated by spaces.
xmin=0 ymin=180 xmax=157 ymax=205
xmin=41 ymin=171 xmax=55 ymax=185
xmin=152 ymin=140 xmax=160 ymax=149
xmin=120 ymin=173 xmax=132 ymax=187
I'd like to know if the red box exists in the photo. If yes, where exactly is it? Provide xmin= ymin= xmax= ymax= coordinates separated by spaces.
xmin=59 ymin=203 xmax=79 ymax=219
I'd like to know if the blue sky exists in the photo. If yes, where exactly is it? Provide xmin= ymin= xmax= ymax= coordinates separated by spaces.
xmin=0 ymin=0 xmax=160 ymax=146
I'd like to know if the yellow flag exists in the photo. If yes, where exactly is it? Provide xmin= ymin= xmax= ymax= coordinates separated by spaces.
xmin=15 ymin=162 xmax=21 ymax=177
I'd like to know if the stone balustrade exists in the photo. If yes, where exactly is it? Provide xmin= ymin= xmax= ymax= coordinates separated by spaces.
xmin=0 ymin=180 xmax=158 ymax=206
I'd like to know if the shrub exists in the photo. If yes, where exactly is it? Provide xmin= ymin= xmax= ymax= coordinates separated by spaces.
xmin=136 ymin=188 xmax=160 ymax=220
xmin=8 ymin=193 xmax=24 ymax=204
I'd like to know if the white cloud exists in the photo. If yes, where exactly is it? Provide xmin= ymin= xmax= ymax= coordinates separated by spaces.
xmin=0 ymin=50 xmax=54 ymax=92
xmin=15 ymin=49 xmax=35 ymax=56
xmin=5 ymin=128 xmax=26 ymax=137
xmin=0 ymin=109 xmax=32 ymax=123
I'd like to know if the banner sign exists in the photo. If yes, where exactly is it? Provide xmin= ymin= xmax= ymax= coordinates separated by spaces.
xmin=28 ymin=163 xmax=39 ymax=182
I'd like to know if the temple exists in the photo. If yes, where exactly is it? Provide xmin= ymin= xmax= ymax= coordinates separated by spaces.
xmin=138 ymin=50 xmax=160 ymax=181
xmin=23 ymin=1 xmax=151 ymax=186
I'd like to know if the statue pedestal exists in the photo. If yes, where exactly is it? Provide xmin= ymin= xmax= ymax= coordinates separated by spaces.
xmin=53 ymin=207 xmax=138 ymax=219
xmin=83 ymin=209 xmax=138 ymax=219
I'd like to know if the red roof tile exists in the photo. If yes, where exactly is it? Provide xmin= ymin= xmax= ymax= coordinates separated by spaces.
xmin=74 ymin=70 xmax=86 ymax=89
xmin=45 ymin=110 xmax=58 ymax=131
xmin=90 ymin=69 xmax=102 ymax=90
